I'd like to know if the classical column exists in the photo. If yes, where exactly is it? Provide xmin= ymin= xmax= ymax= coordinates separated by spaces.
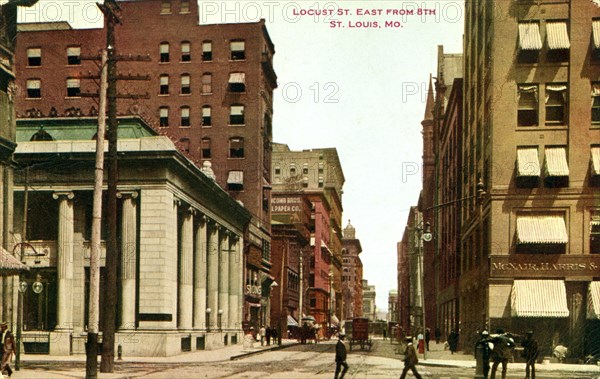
xmin=118 ymin=191 xmax=138 ymax=330
xmin=53 ymin=191 xmax=75 ymax=330
xmin=193 ymin=215 xmax=207 ymax=329
xmin=207 ymin=221 xmax=219 ymax=330
xmin=228 ymin=235 xmax=239 ymax=330
xmin=238 ymin=239 xmax=244 ymax=328
xmin=218 ymin=230 xmax=230 ymax=330
xmin=178 ymin=207 xmax=194 ymax=329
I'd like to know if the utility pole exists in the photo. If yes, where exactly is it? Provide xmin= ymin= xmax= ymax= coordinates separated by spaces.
xmin=298 ymin=251 xmax=303 ymax=318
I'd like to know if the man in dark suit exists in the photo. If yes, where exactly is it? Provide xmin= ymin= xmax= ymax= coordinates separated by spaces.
xmin=400 ymin=336 xmax=422 ymax=379
xmin=334 ymin=333 xmax=349 ymax=379
xmin=522 ymin=331 xmax=539 ymax=379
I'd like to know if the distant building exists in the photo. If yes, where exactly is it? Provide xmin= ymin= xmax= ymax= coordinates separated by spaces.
xmin=362 ymin=279 xmax=376 ymax=321
xmin=341 ymin=220 xmax=363 ymax=319
xmin=388 ymin=290 xmax=398 ymax=323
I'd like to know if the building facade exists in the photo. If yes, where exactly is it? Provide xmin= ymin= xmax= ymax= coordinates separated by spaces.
xmin=458 ymin=0 xmax=600 ymax=357
xmin=341 ymin=220 xmax=363 ymax=320
xmin=14 ymin=0 xmax=277 ymax=327
xmin=362 ymin=279 xmax=376 ymax=321
xmin=12 ymin=117 xmax=250 ymax=356
xmin=271 ymin=143 xmax=345 ymax=331
xmin=388 ymin=290 xmax=398 ymax=324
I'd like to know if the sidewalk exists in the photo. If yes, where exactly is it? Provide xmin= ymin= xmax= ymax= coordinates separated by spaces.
xmin=7 ymin=339 xmax=298 ymax=378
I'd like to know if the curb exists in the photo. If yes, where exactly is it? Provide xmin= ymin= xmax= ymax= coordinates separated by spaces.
xmin=230 ymin=342 xmax=301 ymax=360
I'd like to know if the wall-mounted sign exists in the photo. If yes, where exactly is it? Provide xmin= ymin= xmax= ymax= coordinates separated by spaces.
xmin=490 ymin=255 xmax=600 ymax=278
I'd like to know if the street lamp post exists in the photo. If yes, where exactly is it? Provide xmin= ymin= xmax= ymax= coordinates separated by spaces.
xmin=218 ymin=309 xmax=223 ymax=332
xmin=206 ymin=308 xmax=212 ymax=333
xmin=417 ymin=221 xmax=432 ymax=360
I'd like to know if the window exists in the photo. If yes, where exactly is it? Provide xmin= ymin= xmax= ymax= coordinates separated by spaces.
xmin=27 ymin=79 xmax=41 ymax=98
xmin=67 ymin=46 xmax=81 ymax=65
xmin=180 ymin=74 xmax=190 ymax=94
xmin=545 ymin=84 xmax=567 ymax=125
xmin=318 ymin=177 xmax=324 ymax=187
xmin=544 ymin=146 xmax=569 ymax=188
xmin=228 ymin=73 xmax=246 ymax=92
xmin=518 ymin=84 xmax=538 ymax=126
xmin=202 ymin=73 xmax=212 ymax=94
xmin=262 ymin=239 xmax=271 ymax=262
xmin=160 ymin=42 xmax=170 ymax=63
xmin=229 ymin=138 xmax=244 ymax=158
xmin=592 ymin=212 xmax=600 ymax=254
xmin=202 ymin=41 xmax=212 ymax=61
xmin=160 ymin=75 xmax=169 ymax=95
xmin=181 ymin=41 xmax=191 ymax=62
xmin=516 ymin=147 xmax=540 ymax=188
xmin=516 ymin=213 xmax=567 ymax=254
xmin=303 ymin=163 xmax=309 ymax=175
xmin=202 ymin=106 xmax=212 ymax=126
xmin=593 ymin=19 xmax=600 ymax=60
xmin=302 ymin=177 xmax=308 ymax=188
xmin=179 ymin=138 xmax=190 ymax=153
xmin=230 ymin=105 xmax=244 ymax=125
xmin=592 ymin=83 xmax=600 ymax=124
xmin=180 ymin=0 xmax=190 ymax=13
xmin=201 ymin=138 xmax=211 ymax=159
xmin=161 ymin=0 xmax=171 ymax=14
xmin=274 ymin=166 xmax=281 ymax=175
xmin=227 ymin=171 xmax=244 ymax=191
xmin=159 ymin=107 xmax=169 ymax=127
xmin=290 ymin=165 xmax=297 ymax=176
xmin=518 ymin=22 xmax=541 ymax=63
xmin=592 ymin=146 xmax=600 ymax=187
xmin=318 ymin=162 xmax=324 ymax=174
xmin=27 ymin=48 xmax=41 ymax=66
xmin=66 ymin=78 xmax=81 ymax=97
xmin=546 ymin=21 xmax=570 ymax=62
xmin=230 ymin=40 xmax=245 ymax=60
xmin=180 ymin=106 xmax=190 ymax=126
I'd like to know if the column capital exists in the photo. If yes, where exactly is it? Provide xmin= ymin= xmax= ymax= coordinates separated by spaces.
xmin=117 ymin=190 xmax=139 ymax=200
xmin=186 ymin=207 xmax=196 ymax=216
xmin=173 ymin=198 xmax=182 ymax=207
xmin=52 ymin=191 xmax=74 ymax=200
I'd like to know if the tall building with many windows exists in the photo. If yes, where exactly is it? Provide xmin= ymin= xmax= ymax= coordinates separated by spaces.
xmin=459 ymin=0 xmax=600 ymax=357
xmin=14 ymin=0 xmax=277 ymax=328
xmin=342 ymin=220 xmax=363 ymax=320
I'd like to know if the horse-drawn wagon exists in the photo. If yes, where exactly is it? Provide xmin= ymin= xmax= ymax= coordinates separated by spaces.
xmin=348 ymin=317 xmax=372 ymax=351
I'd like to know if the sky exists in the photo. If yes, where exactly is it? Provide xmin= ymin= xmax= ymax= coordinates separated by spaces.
xmin=15 ymin=0 xmax=464 ymax=312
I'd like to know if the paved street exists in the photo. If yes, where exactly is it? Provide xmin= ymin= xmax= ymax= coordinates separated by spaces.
xmin=6 ymin=338 xmax=600 ymax=379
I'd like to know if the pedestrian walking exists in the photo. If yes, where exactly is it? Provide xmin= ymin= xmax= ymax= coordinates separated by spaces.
xmin=259 ymin=325 xmax=266 ymax=346
xmin=334 ymin=333 xmax=349 ymax=379
xmin=266 ymin=326 xmax=272 ymax=346
xmin=434 ymin=327 xmax=441 ymax=344
xmin=448 ymin=329 xmax=459 ymax=354
xmin=521 ymin=331 xmax=539 ymax=379
xmin=475 ymin=330 xmax=492 ymax=379
xmin=1 ymin=322 xmax=14 ymax=377
xmin=417 ymin=330 xmax=424 ymax=354
xmin=400 ymin=336 xmax=422 ymax=379
xmin=489 ymin=329 xmax=515 ymax=379
xmin=383 ymin=327 xmax=387 ymax=340
xmin=425 ymin=328 xmax=431 ymax=351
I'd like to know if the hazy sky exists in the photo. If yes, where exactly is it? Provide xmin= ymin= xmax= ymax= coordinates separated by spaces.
xmin=16 ymin=0 xmax=464 ymax=311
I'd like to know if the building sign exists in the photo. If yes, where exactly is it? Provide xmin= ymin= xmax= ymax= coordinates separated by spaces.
xmin=245 ymin=285 xmax=262 ymax=296
xmin=271 ymin=196 xmax=303 ymax=213
xmin=490 ymin=255 xmax=600 ymax=278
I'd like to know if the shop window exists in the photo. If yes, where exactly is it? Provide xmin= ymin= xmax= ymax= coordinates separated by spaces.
xmin=518 ymin=84 xmax=538 ymax=126
xmin=545 ymin=84 xmax=567 ymax=125
xmin=202 ymin=41 xmax=212 ymax=61
xmin=159 ymin=107 xmax=169 ymax=127
xmin=230 ymin=40 xmax=245 ymax=60
xmin=67 ymin=46 xmax=81 ymax=65
xmin=27 ymin=48 xmax=41 ymax=66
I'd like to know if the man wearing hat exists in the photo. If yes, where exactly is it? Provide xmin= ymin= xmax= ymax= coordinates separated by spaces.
xmin=521 ymin=331 xmax=538 ymax=379
xmin=400 ymin=336 xmax=422 ymax=379
xmin=1 ymin=322 xmax=14 ymax=377
xmin=475 ymin=330 xmax=492 ymax=379
xmin=334 ymin=332 xmax=348 ymax=379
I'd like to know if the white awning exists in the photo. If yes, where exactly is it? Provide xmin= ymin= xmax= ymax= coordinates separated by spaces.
xmin=518 ymin=22 xmax=542 ymax=51
xmin=516 ymin=215 xmax=568 ymax=244
xmin=230 ymin=41 xmax=245 ymax=51
xmin=544 ymin=147 xmax=569 ymax=177
xmin=593 ymin=20 xmax=600 ymax=49
xmin=27 ymin=48 xmax=41 ymax=57
xmin=0 ymin=247 xmax=29 ymax=275
xmin=511 ymin=280 xmax=569 ymax=318
xmin=288 ymin=315 xmax=299 ymax=327
xmin=331 ymin=314 xmax=340 ymax=326
xmin=588 ymin=282 xmax=600 ymax=320
xmin=67 ymin=47 xmax=80 ymax=56
xmin=229 ymin=73 xmax=245 ymax=84
xmin=517 ymin=148 xmax=540 ymax=177
xmin=227 ymin=171 xmax=243 ymax=185
xmin=546 ymin=21 xmax=570 ymax=50
xmin=591 ymin=147 xmax=600 ymax=176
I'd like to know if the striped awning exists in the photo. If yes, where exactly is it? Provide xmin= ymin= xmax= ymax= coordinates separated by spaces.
xmin=591 ymin=147 xmax=600 ymax=176
xmin=519 ymin=22 xmax=542 ymax=51
xmin=544 ymin=147 xmax=569 ymax=177
xmin=0 ymin=248 xmax=29 ymax=276
xmin=511 ymin=280 xmax=569 ymax=318
xmin=546 ymin=21 xmax=570 ymax=50
xmin=288 ymin=315 xmax=299 ymax=327
xmin=517 ymin=148 xmax=541 ymax=177
xmin=516 ymin=215 xmax=568 ymax=244
xmin=227 ymin=171 xmax=244 ymax=185
xmin=588 ymin=282 xmax=600 ymax=319
xmin=593 ymin=20 xmax=600 ymax=49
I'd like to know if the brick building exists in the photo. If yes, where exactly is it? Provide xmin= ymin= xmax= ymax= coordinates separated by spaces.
xmin=14 ymin=0 xmax=277 ymax=327
xmin=341 ymin=220 xmax=363 ymax=320
xmin=456 ymin=0 xmax=600 ymax=357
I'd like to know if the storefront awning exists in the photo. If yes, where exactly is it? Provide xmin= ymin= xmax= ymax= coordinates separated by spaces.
xmin=288 ymin=315 xmax=298 ymax=326
xmin=546 ymin=21 xmax=570 ymax=50
xmin=544 ymin=147 xmax=569 ymax=177
xmin=593 ymin=20 xmax=600 ymax=49
xmin=518 ymin=22 xmax=543 ymax=51
xmin=0 ymin=247 xmax=29 ymax=276
xmin=516 ymin=215 xmax=568 ymax=244
xmin=588 ymin=282 xmax=600 ymax=320
xmin=591 ymin=147 xmax=600 ymax=176
xmin=331 ymin=314 xmax=340 ymax=326
xmin=511 ymin=280 xmax=569 ymax=318
xmin=517 ymin=148 xmax=541 ymax=177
